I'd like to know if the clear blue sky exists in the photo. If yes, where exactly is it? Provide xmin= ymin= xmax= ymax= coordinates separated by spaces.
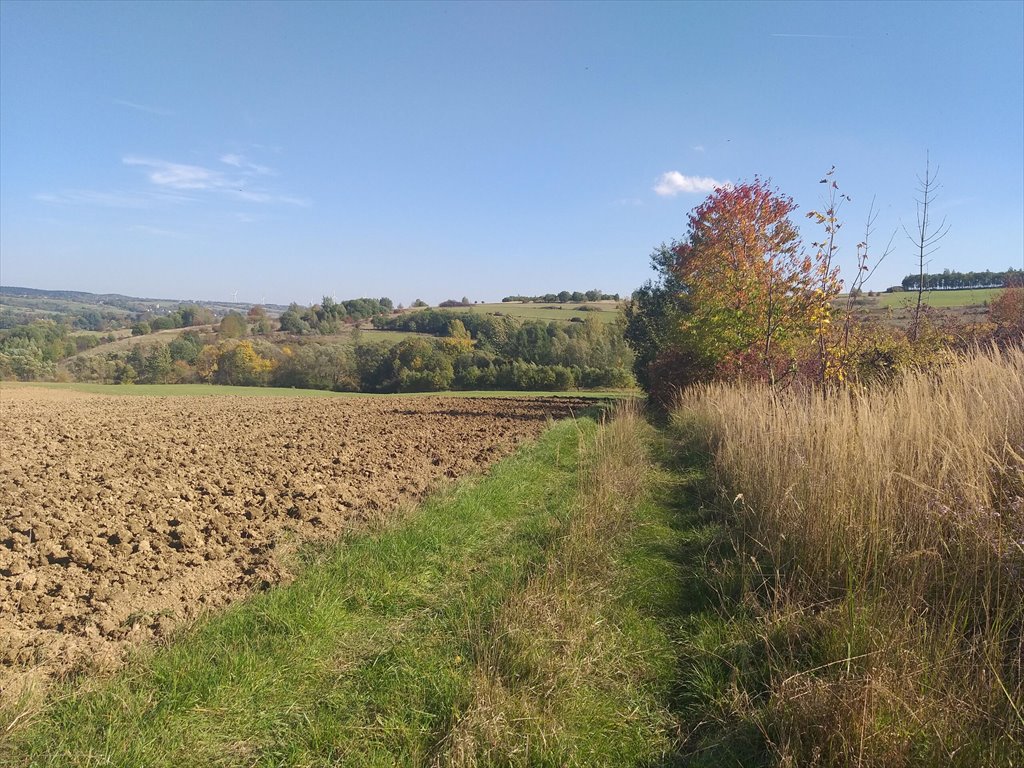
xmin=1 ymin=0 xmax=1021 ymax=305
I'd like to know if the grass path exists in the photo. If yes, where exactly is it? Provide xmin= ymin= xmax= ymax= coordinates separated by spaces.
xmin=3 ymin=410 xmax=725 ymax=766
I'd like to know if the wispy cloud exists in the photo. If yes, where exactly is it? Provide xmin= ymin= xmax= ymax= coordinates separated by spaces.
xmin=611 ymin=197 xmax=644 ymax=207
xmin=123 ymin=154 xmax=307 ymax=205
xmin=653 ymin=171 xmax=729 ymax=196
xmin=220 ymin=153 xmax=273 ymax=175
xmin=123 ymin=156 xmax=229 ymax=191
xmin=691 ymin=145 xmax=706 ymax=153
xmin=113 ymin=99 xmax=174 ymax=117
xmin=36 ymin=151 xmax=307 ymax=210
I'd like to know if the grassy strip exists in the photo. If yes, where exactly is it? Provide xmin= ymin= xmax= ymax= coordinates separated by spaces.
xmin=433 ymin=404 xmax=679 ymax=765
xmin=2 ymin=381 xmax=636 ymax=399
xmin=3 ymin=407 xmax=698 ymax=766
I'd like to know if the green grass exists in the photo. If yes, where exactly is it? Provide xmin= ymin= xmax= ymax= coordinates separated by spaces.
xmin=870 ymin=287 xmax=1002 ymax=309
xmin=1 ymin=410 xmax=702 ymax=766
xmin=2 ymin=381 xmax=637 ymax=399
xmin=458 ymin=301 xmax=623 ymax=324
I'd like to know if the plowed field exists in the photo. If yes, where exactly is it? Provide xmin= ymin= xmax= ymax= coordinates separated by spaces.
xmin=0 ymin=387 xmax=585 ymax=690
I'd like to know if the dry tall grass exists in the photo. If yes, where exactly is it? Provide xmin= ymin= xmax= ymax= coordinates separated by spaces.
xmin=675 ymin=345 xmax=1024 ymax=765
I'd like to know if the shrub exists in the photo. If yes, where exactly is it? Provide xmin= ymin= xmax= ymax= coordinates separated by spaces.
xmin=218 ymin=312 xmax=248 ymax=339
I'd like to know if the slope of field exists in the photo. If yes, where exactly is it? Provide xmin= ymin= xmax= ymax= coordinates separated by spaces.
xmin=72 ymin=325 xmax=216 ymax=357
xmin=457 ymin=300 xmax=623 ymax=323
xmin=66 ymin=327 xmax=429 ymax=366
xmin=0 ymin=387 xmax=589 ymax=689
xmin=0 ymin=296 xmax=132 ymax=320
xmin=870 ymin=286 xmax=1002 ymax=309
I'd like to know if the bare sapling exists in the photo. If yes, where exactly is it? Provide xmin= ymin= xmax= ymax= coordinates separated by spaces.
xmin=904 ymin=152 xmax=950 ymax=341
xmin=842 ymin=197 xmax=895 ymax=355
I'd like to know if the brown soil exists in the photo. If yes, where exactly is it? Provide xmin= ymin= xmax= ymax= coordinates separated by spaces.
xmin=0 ymin=387 xmax=587 ymax=691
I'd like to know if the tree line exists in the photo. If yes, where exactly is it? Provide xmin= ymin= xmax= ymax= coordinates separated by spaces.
xmin=0 ymin=320 xmax=107 ymax=380
xmin=501 ymin=290 xmax=619 ymax=303
xmin=6 ymin=305 xmax=635 ymax=393
xmin=900 ymin=268 xmax=1022 ymax=291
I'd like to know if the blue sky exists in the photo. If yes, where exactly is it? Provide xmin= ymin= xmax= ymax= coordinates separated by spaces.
xmin=1 ymin=0 xmax=1021 ymax=306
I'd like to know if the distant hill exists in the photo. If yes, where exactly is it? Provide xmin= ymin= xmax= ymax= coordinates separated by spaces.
xmin=0 ymin=285 xmax=175 ymax=304
xmin=0 ymin=286 xmax=288 ymax=316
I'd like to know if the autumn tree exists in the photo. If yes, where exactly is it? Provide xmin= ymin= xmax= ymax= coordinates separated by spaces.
xmin=378 ymin=337 xmax=455 ymax=392
xmin=246 ymin=304 xmax=267 ymax=321
xmin=990 ymin=286 xmax=1024 ymax=342
xmin=626 ymin=178 xmax=843 ymax=394
xmin=672 ymin=179 xmax=820 ymax=377
xmin=215 ymin=340 xmax=276 ymax=386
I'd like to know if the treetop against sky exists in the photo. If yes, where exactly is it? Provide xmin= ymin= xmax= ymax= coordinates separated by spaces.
xmin=1 ymin=0 xmax=1021 ymax=305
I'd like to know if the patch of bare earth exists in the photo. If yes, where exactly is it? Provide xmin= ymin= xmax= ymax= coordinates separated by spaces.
xmin=0 ymin=387 xmax=586 ymax=695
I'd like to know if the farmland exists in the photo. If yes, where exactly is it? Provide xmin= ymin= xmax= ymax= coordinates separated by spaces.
xmin=0 ymin=386 xmax=589 ymax=692
xmin=455 ymin=300 xmax=623 ymax=324
xmin=867 ymin=286 xmax=1002 ymax=309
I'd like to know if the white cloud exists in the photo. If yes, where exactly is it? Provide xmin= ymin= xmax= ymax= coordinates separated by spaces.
xmin=34 ymin=154 xmax=304 ymax=210
xmin=653 ymin=171 xmax=729 ymax=196
xmin=123 ymin=155 xmax=304 ymax=205
xmin=691 ymin=145 xmax=706 ymax=153
xmin=123 ymin=156 xmax=230 ymax=190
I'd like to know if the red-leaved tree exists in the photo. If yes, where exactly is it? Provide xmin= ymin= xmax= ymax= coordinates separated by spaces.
xmin=668 ymin=178 xmax=835 ymax=382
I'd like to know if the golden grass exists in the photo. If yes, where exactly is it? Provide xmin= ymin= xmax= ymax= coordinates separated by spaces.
xmin=674 ymin=345 xmax=1024 ymax=765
